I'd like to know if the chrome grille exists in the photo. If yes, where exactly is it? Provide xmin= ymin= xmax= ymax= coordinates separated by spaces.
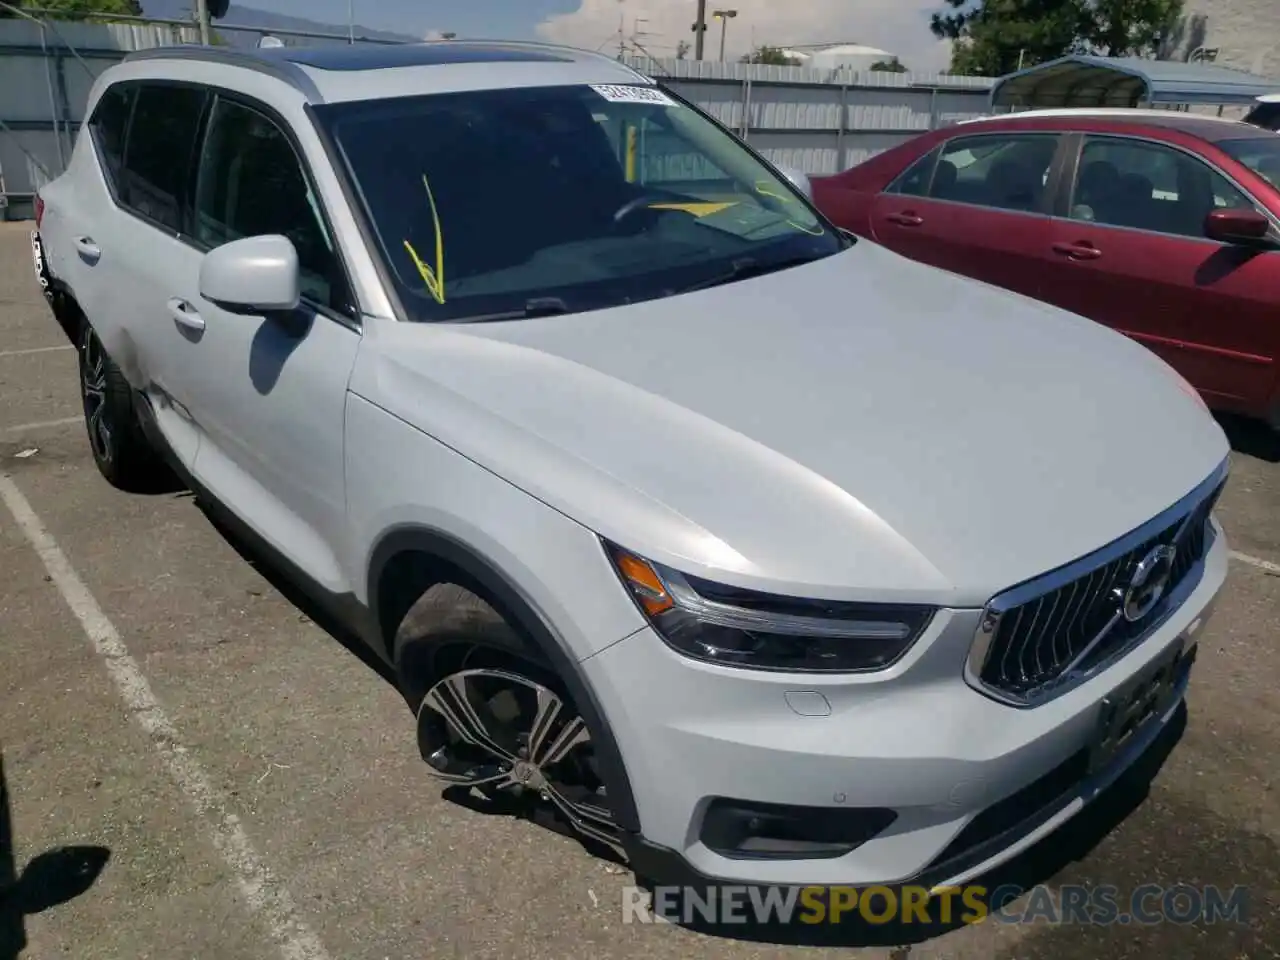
xmin=971 ymin=470 xmax=1224 ymax=705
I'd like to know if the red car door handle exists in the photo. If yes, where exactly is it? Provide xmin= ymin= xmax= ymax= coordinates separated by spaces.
xmin=885 ymin=212 xmax=924 ymax=227
xmin=1052 ymin=241 xmax=1102 ymax=261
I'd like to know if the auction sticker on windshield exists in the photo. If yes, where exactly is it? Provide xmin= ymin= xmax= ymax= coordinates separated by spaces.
xmin=590 ymin=84 xmax=678 ymax=107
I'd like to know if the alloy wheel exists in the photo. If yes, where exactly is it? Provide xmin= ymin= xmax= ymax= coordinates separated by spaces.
xmin=417 ymin=667 xmax=622 ymax=856
xmin=80 ymin=331 xmax=112 ymax=464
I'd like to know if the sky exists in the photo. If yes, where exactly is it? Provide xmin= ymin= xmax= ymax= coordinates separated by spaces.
xmin=245 ymin=0 xmax=953 ymax=71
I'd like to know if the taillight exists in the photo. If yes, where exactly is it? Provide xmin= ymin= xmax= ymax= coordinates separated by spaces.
xmin=34 ymin=194 xmax=45 ymax=229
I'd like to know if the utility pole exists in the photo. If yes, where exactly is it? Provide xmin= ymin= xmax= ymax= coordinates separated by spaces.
xmin=693 ymin=0 xmax=707 ymax=61
xmin=196 ymin=0 xmax=211 ymax=46
xmin=348 ymin=0 xmax=355 ymax=43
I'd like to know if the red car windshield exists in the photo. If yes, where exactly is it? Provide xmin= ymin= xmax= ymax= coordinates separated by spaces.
xmin=1218 ymin=136 xmax=1280 ymax=190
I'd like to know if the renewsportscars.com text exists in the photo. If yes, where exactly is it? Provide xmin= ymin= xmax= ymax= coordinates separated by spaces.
xmin=623 ymin=883 xmax=1249 ymax=927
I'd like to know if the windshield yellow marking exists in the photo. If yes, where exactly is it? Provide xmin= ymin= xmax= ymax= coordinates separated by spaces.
xmin=788 ymin=220 xmax=826 ymax=236
xmin=625 ymin=124 xmax=638 ymax=183
xmin=402 ymin=173 xmax=446 ymax=304
xmin=752 ymin=179 xmax=825 ymax=234
xmin=648 ymin=201 xmax=739 ymax=217
xmin=754 ymin=180 xmax=795 ymax=204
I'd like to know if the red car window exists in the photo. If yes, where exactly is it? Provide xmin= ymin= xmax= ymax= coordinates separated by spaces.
xmin=930 ymin=134 xmax=1058 ymax=212
xmin=1069 ymin=136 xmax=1258 ymax=238
xmin=887 ymin=150 xmax=937 ymax=197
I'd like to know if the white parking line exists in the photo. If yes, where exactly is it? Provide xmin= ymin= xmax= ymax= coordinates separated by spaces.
xmin=2 ymin=416 xmax=81 ymax=435
xmin=0 ymin=473 xmax=333 ymax=960
xmin=1230 ymin=550 xmax=1280 ymax=576
xmin=0 ymin=345 xmax=73 ymax=358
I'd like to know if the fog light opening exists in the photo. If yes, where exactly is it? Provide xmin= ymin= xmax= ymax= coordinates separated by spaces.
xmin=700 ymin=797 xmax=897 ymax=860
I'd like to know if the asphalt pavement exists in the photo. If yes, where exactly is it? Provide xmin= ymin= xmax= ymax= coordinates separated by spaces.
xmin=0 ymin=221 xmax=1276 ymax=959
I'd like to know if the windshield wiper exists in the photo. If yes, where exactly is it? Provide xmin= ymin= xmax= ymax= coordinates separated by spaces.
xmin=676 ymin=254 xmax=828 ymax=295
xmin=447 ymin=297 xmax=572 ymax=324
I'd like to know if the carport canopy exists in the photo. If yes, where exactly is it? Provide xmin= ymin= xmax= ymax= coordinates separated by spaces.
xmin=990 ymin=55 xmax=1280 ymax=108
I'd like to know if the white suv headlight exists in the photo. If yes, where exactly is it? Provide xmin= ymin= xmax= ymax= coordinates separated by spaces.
xmin=605 ymin=543 xmax=935 ymax=673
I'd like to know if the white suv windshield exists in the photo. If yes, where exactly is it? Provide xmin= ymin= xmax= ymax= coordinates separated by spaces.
xmin=316 ymin=83 xmax=842 ymax=322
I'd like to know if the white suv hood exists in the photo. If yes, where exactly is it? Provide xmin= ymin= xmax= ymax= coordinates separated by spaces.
xmin=353 ymin=241 xmax=1228 ymax=606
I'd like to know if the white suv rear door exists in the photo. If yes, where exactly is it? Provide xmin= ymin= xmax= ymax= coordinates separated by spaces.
xmin=79 ymin=80 xmax=211 ymax=468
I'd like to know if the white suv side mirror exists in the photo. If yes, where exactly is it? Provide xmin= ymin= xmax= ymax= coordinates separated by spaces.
xmin=776 ymin=164 xmax=813 ymax=201
xmin=200 ymin=234 xmax=301 ymax=313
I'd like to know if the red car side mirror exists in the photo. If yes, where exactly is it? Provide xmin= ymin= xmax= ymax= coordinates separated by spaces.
xmin=1204 ymin=207 xmax=1271 ymax=245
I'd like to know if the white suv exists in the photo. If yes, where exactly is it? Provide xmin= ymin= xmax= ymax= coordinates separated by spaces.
xmin=33 ymin=40 xmax=1230 ymax=891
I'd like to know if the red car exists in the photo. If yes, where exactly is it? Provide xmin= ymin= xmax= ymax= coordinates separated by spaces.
xmin=812 ymin=109 xmax=1280 ymax=426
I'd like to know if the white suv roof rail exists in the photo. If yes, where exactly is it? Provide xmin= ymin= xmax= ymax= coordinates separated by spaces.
xmin=123 ymin=45 xmax=325 ymax=101
xmin=122 ymin=40 xmax=652 ymax=105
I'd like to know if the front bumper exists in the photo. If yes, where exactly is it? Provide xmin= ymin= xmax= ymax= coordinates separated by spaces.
xmin=584 ymin=522 xmax=1228 ymax=888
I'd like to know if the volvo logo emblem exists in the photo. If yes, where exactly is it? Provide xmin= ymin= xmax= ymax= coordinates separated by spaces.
xmin=1121 ymin=544 xmax=1177 ymax=623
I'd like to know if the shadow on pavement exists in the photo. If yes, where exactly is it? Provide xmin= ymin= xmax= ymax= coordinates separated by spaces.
xmin=632 ymin=704 xmax=1191 ymax=950
xmin=0 ymin=753 xmax=110 ymax=960
xmin=441 ymin=784 xmax=631 ymax=867
xmin=1216 ymin=413 xmax=1280 ymax=464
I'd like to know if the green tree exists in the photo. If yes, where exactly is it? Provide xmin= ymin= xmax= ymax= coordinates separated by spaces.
xmin=871 ymin=58 xmax=909 ymax=72
xmin=740 ymin=45 xmax=802 ymax=66
xmin=932 ymin=0 xmax=1183 ymax=76
xmin=931 ymin=0 xmax=1084 ymax=76
xmin=0 ymin=0 xmax=143 ymax=18
xmin=1088 ymin=0 xmax=1183 ymax=58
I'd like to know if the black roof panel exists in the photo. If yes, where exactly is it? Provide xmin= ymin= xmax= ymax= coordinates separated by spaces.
xmin=253 ymin=42 xmax=572 ymax=72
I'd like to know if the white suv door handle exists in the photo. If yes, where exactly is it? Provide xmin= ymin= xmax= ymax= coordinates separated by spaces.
xmin=167 ymin=297 xmax=206 ymax=332
xmin=73 ymin=236 xmax=101 ymax=261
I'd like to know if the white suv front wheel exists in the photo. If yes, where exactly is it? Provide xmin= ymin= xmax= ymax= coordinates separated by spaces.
xmin=395 ymin=583 xmax=622 ymax=858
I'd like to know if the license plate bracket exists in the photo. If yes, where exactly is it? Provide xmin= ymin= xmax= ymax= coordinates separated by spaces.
xmin=1087 ymin=640 xmax=1195 ymax=776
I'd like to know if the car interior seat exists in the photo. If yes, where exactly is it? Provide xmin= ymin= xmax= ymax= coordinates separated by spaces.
xmin=1173 ymin=159 xmax=1217 ymax=238
xmin=1073 ymin=160 xmax=1121 ymax=222
xmin=1115 ymin=172 xmax=1156 ymax=230
xmin=986 ymin=159 xmax=1039 ymax=211
xmin=931 ymin=159 xmax=959 ymax=199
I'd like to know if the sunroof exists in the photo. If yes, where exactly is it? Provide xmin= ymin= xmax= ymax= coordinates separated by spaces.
xmin=255 ymin=42 xmax=572 ymax=72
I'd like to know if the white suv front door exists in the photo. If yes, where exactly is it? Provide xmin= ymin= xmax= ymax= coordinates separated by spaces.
xmin=171 ymin=93 xmax=362 ymax=593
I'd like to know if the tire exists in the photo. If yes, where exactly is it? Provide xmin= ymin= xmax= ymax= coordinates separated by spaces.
xmin=394 ymin=583 xmax=622 ymax=857
xmin=79 ymin=325 xmax=167 ymax=493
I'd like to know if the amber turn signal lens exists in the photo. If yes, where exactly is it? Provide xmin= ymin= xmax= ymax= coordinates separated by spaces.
xmin=611 ymin=548 xmax=676 ymax=617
